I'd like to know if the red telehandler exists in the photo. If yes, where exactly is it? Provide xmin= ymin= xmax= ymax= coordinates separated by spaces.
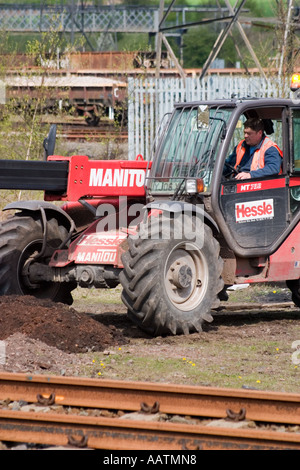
xmin=1 ymin=78 xmax=300 ymax=336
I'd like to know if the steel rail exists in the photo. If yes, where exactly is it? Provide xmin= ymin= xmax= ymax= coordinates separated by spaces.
xmin=219 ymin=301 xmax=295 ymax=311
xmin=58 ymin=125 xmax=128 ymax=141
xmin=60 ymin=131 xmax=128 ymax=141
xmin=0 ymin=408 xmax=300 ymax=450
xmin=0 ymin=372 xmax=300 ymax=426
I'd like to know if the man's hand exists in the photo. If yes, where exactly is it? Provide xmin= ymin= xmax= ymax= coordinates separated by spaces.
xmin=236 ymin=172 xmax=251 ymax=180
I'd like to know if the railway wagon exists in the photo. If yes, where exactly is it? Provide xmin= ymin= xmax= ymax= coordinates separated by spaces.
xmin=3 ymin=74 xmax=127 ymax=125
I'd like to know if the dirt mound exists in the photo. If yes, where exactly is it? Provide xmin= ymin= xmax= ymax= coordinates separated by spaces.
xmin=0 ymin=295 xmax=126 ymax=353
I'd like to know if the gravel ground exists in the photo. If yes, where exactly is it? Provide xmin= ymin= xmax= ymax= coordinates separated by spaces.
xmin=0 ymin=284 xmax=300 ymax=395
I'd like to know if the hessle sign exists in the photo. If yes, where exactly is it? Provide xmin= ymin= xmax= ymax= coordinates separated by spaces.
xmin=235 ymin=199 xmax=274 ymax=222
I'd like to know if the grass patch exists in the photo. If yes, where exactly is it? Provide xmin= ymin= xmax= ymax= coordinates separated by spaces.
xmin=71 ymin=277 xmax=300 ymax=393
xmin=80 ymin=331 xmax=300 ymax=393
xmin=226 ymin=283 xmax=290 ymax=303
xmin=73 ymin=286 xmax=123 ymax=305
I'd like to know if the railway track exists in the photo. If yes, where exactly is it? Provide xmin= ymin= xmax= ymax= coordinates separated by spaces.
xmin=59 ymin=125 xmax=128 ymax=141
xmin=55 ymin=119 xmax=127 ymax=141
xmin=8 ymin=120 xmax=128 ymax=143
xmin=0 ymin=372 xmax=300 ymax=450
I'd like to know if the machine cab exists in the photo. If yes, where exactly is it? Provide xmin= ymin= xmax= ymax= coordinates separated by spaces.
xmin=146 ymin=97 xmax=300 ymax=261
xmin=213 ymin=98 xmax=300 ymax=280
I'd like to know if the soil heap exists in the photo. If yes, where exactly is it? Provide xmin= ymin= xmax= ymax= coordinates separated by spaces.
xmin=0 ymin=295 xmax=125 ymax=353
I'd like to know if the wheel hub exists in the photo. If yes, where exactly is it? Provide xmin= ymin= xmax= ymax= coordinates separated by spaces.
xmin=171 ymin=264 xmax=193 ymax=289
xmin=164 ymin=244 xmax=208 ymax=311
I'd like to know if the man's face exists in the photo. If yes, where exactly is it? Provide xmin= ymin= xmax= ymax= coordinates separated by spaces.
xmin=244 ymin=127 xmax=263 ymax=147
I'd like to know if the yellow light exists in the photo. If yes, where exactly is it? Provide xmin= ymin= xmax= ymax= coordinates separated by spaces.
xmin=291 ymin=74 xmax=300 ymax=91
xmin=185 ymin=178 xmax=204 ymax=194
xmin=196 ymin=178 xmax=204 ymax=193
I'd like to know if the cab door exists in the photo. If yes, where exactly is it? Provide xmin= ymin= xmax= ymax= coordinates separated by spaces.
xmin=219 ymin=107 xmax=289 ymax=252
xmin=220 ymin=176 xmax=289 ymax=250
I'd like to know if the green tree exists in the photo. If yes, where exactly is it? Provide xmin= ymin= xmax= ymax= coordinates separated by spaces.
xmin=182 ymin=25 xmax=238 ymax=68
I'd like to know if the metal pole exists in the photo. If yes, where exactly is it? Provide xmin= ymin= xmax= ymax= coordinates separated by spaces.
xmin=162 ymin=34 xmax=186 ymax=83
xmin=223 ymin=0 xmax=267 ymax=81
xmin=71 ymin=0 xmax=74 ymax=46
xmin=200 ymin=0 xmax=247 ymax=81
xmin=278 ymin=0 xmax=295 ymax=79
xmin=155 ymin=0 xmax=164 ymax=78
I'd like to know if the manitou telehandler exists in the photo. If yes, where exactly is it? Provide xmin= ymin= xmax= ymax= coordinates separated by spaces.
xmin=1 ymin=79 xmax=300 ymax=336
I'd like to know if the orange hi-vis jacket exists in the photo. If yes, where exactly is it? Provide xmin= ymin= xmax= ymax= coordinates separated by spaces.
xmin=234 ymin=136 xmax=283 ymax=172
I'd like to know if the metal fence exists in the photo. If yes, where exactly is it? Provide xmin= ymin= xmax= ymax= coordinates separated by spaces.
xmin=0 ymin=5 xmax=159 ymax=33
xmin=128 ymin=76 xmax=291 ymax=160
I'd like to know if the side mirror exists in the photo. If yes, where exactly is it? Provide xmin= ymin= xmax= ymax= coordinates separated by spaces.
xmin=43 ymin=124 xmax=57 ymax=160
xmin=197 ymin=106 xmax=210 ymax=129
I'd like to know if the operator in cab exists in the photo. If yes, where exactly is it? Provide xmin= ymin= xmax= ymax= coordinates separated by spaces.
xmin=224 ymin=117 xmax=282 ymax=180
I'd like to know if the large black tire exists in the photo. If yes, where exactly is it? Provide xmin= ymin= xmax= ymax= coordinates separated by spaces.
xmin=0 ymin=212 xmax=75 ymax=304
xmin=120 ymin=215 xmax=224 ymax=336
xmin=286 ymin=279 xmax=300 ymax=307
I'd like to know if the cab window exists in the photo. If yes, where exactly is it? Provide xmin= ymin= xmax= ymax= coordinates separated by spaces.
xmin=292 ymin=109 xmax=300 ymax=171
xmin=225 ymin=108 xmax=284 ymax=179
